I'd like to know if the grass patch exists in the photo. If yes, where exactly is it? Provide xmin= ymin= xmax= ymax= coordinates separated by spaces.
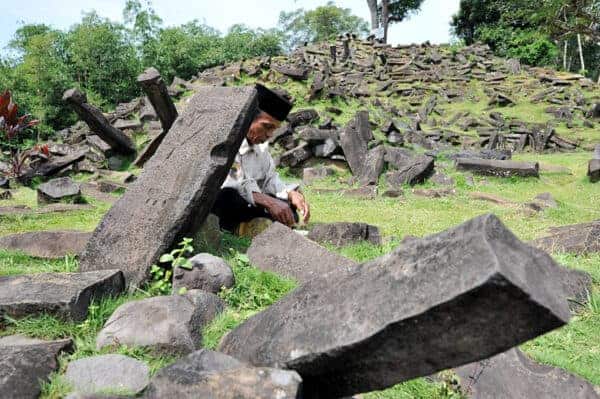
xmin=0 ymin=251 xmax=78 ymax=276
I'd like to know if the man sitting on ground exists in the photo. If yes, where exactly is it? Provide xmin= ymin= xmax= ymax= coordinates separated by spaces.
xmin=211 ymin=84 xmax=310 ymax=236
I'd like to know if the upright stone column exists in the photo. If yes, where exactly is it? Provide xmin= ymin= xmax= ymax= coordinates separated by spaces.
xmin=138 ymin=68 xmax=178 ymax=131
xmin=63 ymin=89 xmax=136 ymax=155
xmin=134 ymin=68 xmax=180 ymax=167
xmin=342 ymin=39 xmax=351 ymax=61
xmin=79 ymin=87 xmax=258 ymax=287
xmin=329 ymin=45 xmax=337 ymax=64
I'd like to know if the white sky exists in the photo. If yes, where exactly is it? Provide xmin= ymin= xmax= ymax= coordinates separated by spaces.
xmin=0 ymin=0 xmax=460 ymax=52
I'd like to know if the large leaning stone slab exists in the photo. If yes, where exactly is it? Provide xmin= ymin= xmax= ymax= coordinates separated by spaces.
xmin=0 ymin=230 xmax=91 ymax=258
xmin=220 ymin=214 xmax=570 ymax=398
xmin=456 ymin=158 xmax=539 ymax=177
xmin=79 ymin=86 xmax=258 ymax=287
xmin=0 ymin=335 xmax=73 ymax=399
xmin=340 ymin=112 xmax=369 ymax=176
xmin=63 ymin=89 xmax=136 ymax=155
xmin=0 ymin=270 xmax=125 ymax=321
xmin=531 ymin=220 xmax=599 ymax=255
xmin=65 ymin=354 xmax=150 ymax=395
xmin=247 ymin=222 xmax=357 ymax=283
xmin=146 ymin=349 xmax=303 ymax=399
xmin=96 ymin=290 xmax=224 ymax=354
xmin=455 ymin=348 xmax=599 ymax=399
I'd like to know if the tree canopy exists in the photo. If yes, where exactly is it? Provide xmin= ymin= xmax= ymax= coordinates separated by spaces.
xmin=279 ymin=2 xmax=369 ymax=50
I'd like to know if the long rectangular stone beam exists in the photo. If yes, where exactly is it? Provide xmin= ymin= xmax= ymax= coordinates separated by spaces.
xmin=456 ymin=158 xmax=539 ymax=177
xmin=219 ymin=214 xmax=570 ymax=398
xmin=79 ymin=87 xmax=258 ymax=287
xmin=63 ymin=89 xmax=136 ymax=155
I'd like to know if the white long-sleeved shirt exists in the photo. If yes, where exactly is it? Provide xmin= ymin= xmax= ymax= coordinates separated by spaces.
xmin=222 ymin=139 xmax=299 ymax=206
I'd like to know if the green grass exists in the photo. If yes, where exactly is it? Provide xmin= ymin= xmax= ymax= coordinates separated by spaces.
xmin=0 ymin=251 xmax=78 ymax=276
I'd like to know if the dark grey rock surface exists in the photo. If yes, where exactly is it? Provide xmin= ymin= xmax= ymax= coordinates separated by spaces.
xmin=145 ymin=349 xmax=303 ymax=399
xmin=220 ymin=214 xmax=570 ymax=398
xmin=456 ymin=158 xmax=539 ymax=177
xmin=173 ymin=253 xmax=234 ymax=294
xmin=308 ymin=222 xmax=382 ymax=247
xmin=0 ymin=335 xmax=73 ymax=399
xmin=0 ymin=270 xmax=124 ymax=321
xmin=0 ymin=230 xmax=91 ymax=259
xmin=79 ymin=86 xmax=258 ymax=287
xmin=247 ymin=222 xmax=357 ymax=283
xmin=385 ymin=155 xmax=435 ymax=187
xmin=455 ymin=348 xmax=599 ymax=399
xmin=97 ymin=290 xmax=224 ymax=354
xmin=65 ymin=354 xmax=150 ymax=395
xmin=37 ymin=177 xmax=82 ymax=204
xmin=531 ymin=220 xmax=599 ymax=255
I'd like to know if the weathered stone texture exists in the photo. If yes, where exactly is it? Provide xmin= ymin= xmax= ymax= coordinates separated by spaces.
xmin=79 ymin=86 xmax=258 ymax=287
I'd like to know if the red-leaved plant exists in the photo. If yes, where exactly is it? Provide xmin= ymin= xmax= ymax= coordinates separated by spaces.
xmin=0 ymin=90 xmax=39 ymax=141
xmin=1 ymin=90 xmax=42 ymax=179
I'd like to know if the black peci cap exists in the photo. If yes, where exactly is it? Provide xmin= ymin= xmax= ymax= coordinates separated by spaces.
xmin=255 ymin=84 xmax=293 ymax=122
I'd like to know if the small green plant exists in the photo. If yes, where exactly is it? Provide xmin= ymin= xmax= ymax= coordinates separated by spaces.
xmin=146 ymin=238 xmax=195 ymax=296
xmin=148 ymin=264 xmax=172 ymax=296
xmin=159 ymin=237 xmax=194 ymax=270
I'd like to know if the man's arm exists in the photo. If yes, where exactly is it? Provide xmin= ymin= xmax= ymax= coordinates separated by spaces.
xmin=252 ymin=192 xmax=295 ymax=227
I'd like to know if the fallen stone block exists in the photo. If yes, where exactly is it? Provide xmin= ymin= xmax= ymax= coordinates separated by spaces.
xmin=37 ymin=177 xmax=82 ymax=205
xmin=359 ymin=145 xmax=385 ymax=186
xmin=20 ymin=150 xmax=87 ymax=182
xmin=63 ymin=89 xmax=136 ymax=155
xmin=220 ymin=214 xmax=570 ymax=398
xmin=413 ymin=187 xmax=456 ymax=198
xmin=0 ymin=335 xmax=73 ymax=399
xmin=302 ymin=166 xmax=335 ymax=185
xmin=278 ymin=143 xmax=312 ymax=168
xmin=455 ymin=348 xmax=599 ymax=399
xmin=0 ymin=230 xmax=91 ymax=259
xmin=86 ymin=135 xmax=113 ymax=157
xmin=0 ymin=270 xmax=125 ymax=321
xmin=65 ymin=354 xmax=150 ymax=395
xmin=530 ymin=220 xmax=599 ymax=255
xmin=146 ymin=349 xmax=303 ymax=399
xmin=272 ymin=63 xmax=310 ymax=80
xmin=456 ymin=158 xmax=539 ymax=178
xmin=385 ymin=155 xmax=435 ymax=187
xmin=97 ymin=290 xmax=224 ymax=354
xmin=287 ymin=109 xmax=319 ymax=128
xmin=247 ymin=222 xmax=357 ymax=283
xmin=308 ymin=222 xmax=382 ymax=247
xmin=79 ymin=86 xmax=258 ymax=287
xmin=173 ymin=253 xmax=234 ymax=295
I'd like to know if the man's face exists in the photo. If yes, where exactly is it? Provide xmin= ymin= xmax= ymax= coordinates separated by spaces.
xmin=247 ymin=112 xmax=281 ymax=145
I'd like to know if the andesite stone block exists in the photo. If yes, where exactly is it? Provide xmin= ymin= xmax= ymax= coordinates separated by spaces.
xmin=220 ymin=214 xmax=570 ymax=398
xmin=79 ymin=86 xmax=258 ymax=287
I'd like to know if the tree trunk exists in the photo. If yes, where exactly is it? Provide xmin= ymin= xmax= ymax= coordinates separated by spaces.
xmin=382 ymin=0 xmax=390 ymax=44
xmin=563 ymin=40 xmax=568 ymax=71
xmin=366 ymin=0 xmax=379 ymax=31
xmin=577 ymin=34 xmax=585 ymax=73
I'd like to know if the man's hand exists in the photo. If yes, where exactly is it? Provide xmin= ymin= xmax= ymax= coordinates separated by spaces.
xmin=288 ymin=190 xmax=310 ymax=224
xmin=253 ymin=192 xmax=295 ymax=227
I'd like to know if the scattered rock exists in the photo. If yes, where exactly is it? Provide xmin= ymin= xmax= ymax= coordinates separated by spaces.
xmin=430 ymin=171 xmax=455 ymax=186
xmin=65 ymin=354 xmax=150 ymax=395
xmin=382 ymin=189 xmax=404 ymax=198
xmin=0 ymin=190 xmax=11 ymax=200
xmin=385 ymin=155 xmax=435 ymax=187
xmin=0 ymin=336 xmax=73 ymax=399
xmin=456 ymin=158 xmax=539 ymax=178
xmin=308 ymin=222 xmax=382 ymax=247
xmin=413 ymin=188 xmax=456 ymax=198
xmin=97 ymin=290 xmax=224 ymax=354
xmin=37 ymin=177 xmax=82 ymax=205
xmin=287 ymin=109 xmax=319 ymax=128
xmin=80 ymin=86 xmax=258 ymax=287
xmin=0 ymin=176 xmax=9 ymax=189
xmin=302 ymin=166 xmax=335 ymax=185
xmin=247 ymin=222 xmax=357 ymax=283
xmin=531 ymin=220 xmax=600 ymax=255
xmin=173 ymin=253 xmax=234 ymax=295
xmin=469 ymin=192 xmax=516 ymax=206
xmin=146 ymin=349 xmax=303 ymax=399
xmin=455 ymin=348 xmax=599 ymax=399
xmin=359 ymin=145 xmax=385 ymax=186
xmin=220 ymin=214 xmax=570 ymax=398
xmin=0 ymin=230 xmax=91 ymax=259
xmin=0 ymin=270 xmax=125 ymax=321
